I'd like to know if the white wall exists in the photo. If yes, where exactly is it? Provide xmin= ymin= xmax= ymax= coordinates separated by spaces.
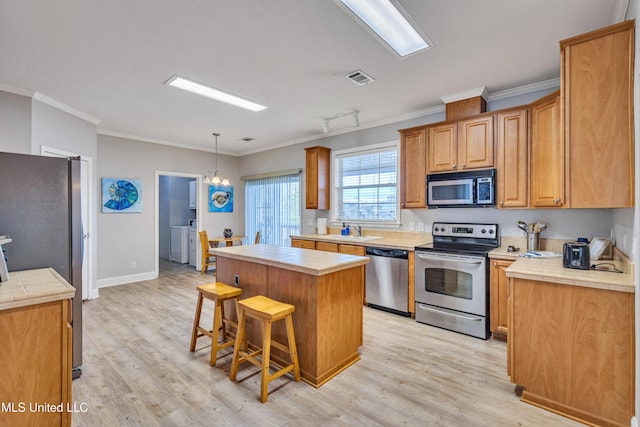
xmin=0 ymin=90 xmax=31 ymax=153
xmin=97 ymin=134 xmax=243 ymax=285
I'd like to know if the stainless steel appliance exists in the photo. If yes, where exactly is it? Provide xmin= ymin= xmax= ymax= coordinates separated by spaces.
xmin=427 ymin=169 xmax=495 ymax=208
xmin=0 ymin=152 xmax=83 ymax=378
xmin=563 ymin=241 xmax=590 ymax=270
xmin=414 ymin=222 xmax=499 ymax=339
xmin=0 ymin=235 xmax=12 ymax=282
xmin=365 ymin=247 xmax=409 ymax=315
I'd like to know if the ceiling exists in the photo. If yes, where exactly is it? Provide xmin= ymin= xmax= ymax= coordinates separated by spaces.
xmin=0 ymin=0 xmax=627 ymax=156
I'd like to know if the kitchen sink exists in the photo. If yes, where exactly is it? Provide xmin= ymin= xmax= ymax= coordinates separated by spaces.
xmin=319 ymin=235 xmax=382 ymax=242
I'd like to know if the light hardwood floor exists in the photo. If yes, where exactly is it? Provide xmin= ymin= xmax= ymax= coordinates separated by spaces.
xmin=71 ymin=260 xmax=581 ymax=426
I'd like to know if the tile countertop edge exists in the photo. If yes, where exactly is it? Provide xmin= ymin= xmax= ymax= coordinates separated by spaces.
xmin=290 ymin=234 xmax=431 ymax=250
xmin=0 ymin=268 xmax=76 ymax=311
xmin=212 ymin=244 xmax=369 ymax=276
xmin=505 ymin=257 xmax=634 ymax=293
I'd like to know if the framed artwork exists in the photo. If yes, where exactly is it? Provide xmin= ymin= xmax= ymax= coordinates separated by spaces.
xmin=208 ymin=185 xmax=233 ymax=212
xmin=102 ymin=178 xmax=142 ymax=213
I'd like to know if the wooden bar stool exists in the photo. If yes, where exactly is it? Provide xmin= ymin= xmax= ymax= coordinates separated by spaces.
xmin=189 ymin=282 xmax=242 ymax=367
xmin=229 ymin=295 xmax=301 ymax=403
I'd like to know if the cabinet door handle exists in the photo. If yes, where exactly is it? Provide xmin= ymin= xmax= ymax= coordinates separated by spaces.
xmin=553 ymin=198 xmax=561 ymax=205
xmin=462 ymin=163 xmax=466 ymax=168
xmin=499 ymin=201 xmax=504 ymax=206
xmin=452 ymin=164 xmax=457 ymax=169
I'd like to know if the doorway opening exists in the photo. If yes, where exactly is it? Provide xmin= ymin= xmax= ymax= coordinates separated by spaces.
xmin=155 ymin=171 xmax=201 ymax=278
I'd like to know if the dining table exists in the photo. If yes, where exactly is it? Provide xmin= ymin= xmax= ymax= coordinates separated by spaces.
xmin=209 ymin=235 xmax=245 ymax=247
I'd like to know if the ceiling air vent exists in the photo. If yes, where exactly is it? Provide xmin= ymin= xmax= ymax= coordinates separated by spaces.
xmin=345 ymin=70 xmax=375 ymax=86
xmin=241 ymin=137 xmax=255 ymax=142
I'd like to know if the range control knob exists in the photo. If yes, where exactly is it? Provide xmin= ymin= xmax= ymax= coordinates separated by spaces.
xmin=489 ymin=229 xmax=495 ymax=234
xmin=481 ymin=229 xmax=486 ymax=234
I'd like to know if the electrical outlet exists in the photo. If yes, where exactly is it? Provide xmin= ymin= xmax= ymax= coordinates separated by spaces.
xmin=130 ymin=262 xmax=136 ymax=269
xmin=409 ymin=222 xmax=415 ymax=232
xmin=234 ymin=274 xmax=240 ymax=286
xmin=418 ymin=222 xmax=424 ymax=232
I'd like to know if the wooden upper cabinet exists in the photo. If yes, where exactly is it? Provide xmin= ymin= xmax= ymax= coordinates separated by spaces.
xmin=496 ymin=109 xmax=528 ymax=208
xmin=399 ymin=127 xmax=427 ymax=208
xmin=530 ymin=91 xmax=564 ymax=207
xmin=427 ymin=122 xmax=457 ymax=172
xmin=458 ymin=115 xmax=494 ymax=170
xmin=561 ymin=20 xmax=635 ymax=208
xmin=428 ymin=116 xmax=493 ymax=173
xmin=305 ymin=146 xmax=331 ymax=210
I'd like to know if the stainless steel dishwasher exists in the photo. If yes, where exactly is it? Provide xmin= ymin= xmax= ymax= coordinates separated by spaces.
xmin=365 ymin=247 xmax=409 ymax=316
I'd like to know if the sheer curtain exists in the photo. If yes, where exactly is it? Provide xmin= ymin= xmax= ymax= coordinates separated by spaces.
xmin=244 ymin=173 xmax=301 ymax=246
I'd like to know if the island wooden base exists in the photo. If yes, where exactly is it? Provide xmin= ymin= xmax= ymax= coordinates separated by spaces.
xmin=216 ymin=256 xmax=364 ymax=387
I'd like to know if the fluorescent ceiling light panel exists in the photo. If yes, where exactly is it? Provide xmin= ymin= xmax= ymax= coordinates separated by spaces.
xmin=336 ymin=0 xmax=430 ymax=57
xmin=165 ymin=75 xmax=267 ymax=112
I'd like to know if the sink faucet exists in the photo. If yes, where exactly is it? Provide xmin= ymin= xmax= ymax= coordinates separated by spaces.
xmin=353 ymin=225 xmax=362 ymax=237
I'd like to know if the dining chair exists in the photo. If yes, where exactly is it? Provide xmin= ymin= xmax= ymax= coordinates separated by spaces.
xmin=199 ymin=230 xmax=218 ymax=274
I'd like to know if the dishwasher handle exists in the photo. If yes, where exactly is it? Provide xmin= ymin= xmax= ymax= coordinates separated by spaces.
xmin=366 ymin=247 xmax=409 ymax=259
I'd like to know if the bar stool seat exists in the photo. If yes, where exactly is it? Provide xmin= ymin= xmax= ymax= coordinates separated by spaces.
xmin=189 ymin=282 xmax=242 ymax=366
xmin=229 ymin=295 xmax=301 ymax=403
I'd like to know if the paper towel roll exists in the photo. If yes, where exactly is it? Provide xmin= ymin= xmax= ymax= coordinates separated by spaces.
xmin=317 ymin=218 xmax=327 ymax=235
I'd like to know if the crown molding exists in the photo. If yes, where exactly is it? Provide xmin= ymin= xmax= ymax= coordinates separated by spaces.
xmin=0 ymin=83 xmax=34 ymax=97
xmin=32 ymin=91 xmax=101 ymax=125
xmin=488 ymin=78 xmax=560 ymax=101
xmin=440 ymin=86 xmax=490 ymax=104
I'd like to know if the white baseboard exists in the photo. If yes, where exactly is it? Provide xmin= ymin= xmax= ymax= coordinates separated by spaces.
xmin=97 ymin=271 xmax=156 ymax=288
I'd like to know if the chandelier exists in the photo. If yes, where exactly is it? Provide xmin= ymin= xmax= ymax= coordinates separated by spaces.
xmin=204 ymin=132 xmax=230 ymax=186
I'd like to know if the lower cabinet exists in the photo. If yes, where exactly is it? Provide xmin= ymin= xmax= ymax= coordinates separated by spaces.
xmin=0 ymin=299 xmax=72 ymax=426
xmin=291 ymin=238 xmax=315 ymax=249
xmin=489 ymin=258 xmax=512 ymax=340
xmin=508 ymin=278 xmax=634 ymax=426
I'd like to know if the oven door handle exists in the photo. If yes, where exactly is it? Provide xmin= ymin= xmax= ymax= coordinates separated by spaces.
xmin=418 ymin=305 xmax=483 ymax=322
xmin=416 ymin=254 xmax=483 ymax=264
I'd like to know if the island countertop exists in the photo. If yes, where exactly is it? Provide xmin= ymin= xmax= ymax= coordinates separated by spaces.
xmin=0 ymin=268 xmax=76 ymax=311
xmin=212 ymin=244 xmax=369 ymax=276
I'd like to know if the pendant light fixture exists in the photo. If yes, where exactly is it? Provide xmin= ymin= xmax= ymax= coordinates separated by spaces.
xmin=204 ymin=133 xmax=230 ymax=186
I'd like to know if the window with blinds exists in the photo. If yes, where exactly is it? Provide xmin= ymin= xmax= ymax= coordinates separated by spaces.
xmin=333 ymin=142 xmax=399 ymax=224
xmin=244 ymin=173 xmax=301 ymax=246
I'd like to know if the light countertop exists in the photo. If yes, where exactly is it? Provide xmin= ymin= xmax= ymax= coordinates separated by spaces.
xmin=506 ymin=257 xmax=634 ymax=293
xmin=0 ymin=268 xmax=76 ymax=311
xmin=212 ymin=244 xmax=369 ymax=276
xmin=291 ymin=232 xmax=431 ymax=250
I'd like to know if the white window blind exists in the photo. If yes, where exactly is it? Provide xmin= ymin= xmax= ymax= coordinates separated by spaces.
xmin=333 ymin=143 xmax=399 ymax=224
xmin=245 ymin=173 xmax=301 ymax=246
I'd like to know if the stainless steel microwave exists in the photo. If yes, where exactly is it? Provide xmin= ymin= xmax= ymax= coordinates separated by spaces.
xmin=427 ymin=169 xmax=495 ymax=208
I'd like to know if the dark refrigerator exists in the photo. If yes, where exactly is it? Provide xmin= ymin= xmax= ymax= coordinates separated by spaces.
xmin=0 ymin=151 xmax=83 ymax=378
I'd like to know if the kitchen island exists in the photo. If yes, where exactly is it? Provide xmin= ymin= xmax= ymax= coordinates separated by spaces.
xmin=212 ymin=244 xmax=369 ymax=387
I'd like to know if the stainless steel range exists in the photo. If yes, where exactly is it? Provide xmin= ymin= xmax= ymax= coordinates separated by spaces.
xmin=414 ymin=222 xmax=499 ymax=339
